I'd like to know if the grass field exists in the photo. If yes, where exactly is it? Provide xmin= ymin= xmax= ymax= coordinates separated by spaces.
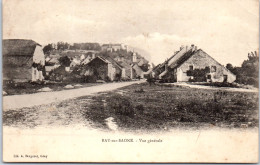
xmin=3 ymin=82 xmax=258 ymax=131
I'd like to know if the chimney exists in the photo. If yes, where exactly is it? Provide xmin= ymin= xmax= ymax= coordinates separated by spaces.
xmin=194 ymin=46 xmax=197 ymax=52
xmin=191 ymin=44 xmax=194 ymax=51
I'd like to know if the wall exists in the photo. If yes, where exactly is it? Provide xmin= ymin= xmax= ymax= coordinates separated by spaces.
xmin=177 ymin=50 xmax=236 ymax=83
xmin=85 ymin=58 xmax=109 ymax=80
xmin=3 ymin=56 xmax=33 ymax=82
xmin=107 ymin=63 xmax=114 ymax=81
xmin=121 ymin=68 xmax=126 ymax=78
xmin=132 ymin=65 xmax=144 ymax=78
xmin=33 ymin=45 xmax=45 ymax=65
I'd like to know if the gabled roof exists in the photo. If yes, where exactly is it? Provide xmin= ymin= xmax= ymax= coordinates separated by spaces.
xmin=169 ymin=49 xmax=196 ymax=69
xmin=196 ymin=49 xmax=236 ymax=76
xmin=104 ymin=56 xmax=124 ymax=69
xmin=170 ymin=49 xmax=236 ymax=76
xmin=3 ymin=39 xmax=41 ymax=56
xmin=117 ymin=61 xmax=132 ymax=70
xmin=86 ymin=56 xmax=124 ymax=70
xmin=91 ymin=56 xmax=111 ymax=64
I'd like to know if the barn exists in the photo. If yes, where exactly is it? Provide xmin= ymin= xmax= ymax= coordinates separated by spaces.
xmin=154 ymin=45 xmax=236 ymax=83
xmin=3 ymin=39 xmax=45 ymax=82
xmin=83 ymin=56 xmax=125 ymax=81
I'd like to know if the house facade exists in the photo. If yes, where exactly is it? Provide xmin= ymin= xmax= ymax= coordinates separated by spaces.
xmin=83 ymin=56 xmax=125 ymax=81
xmin=131 ymin=64 xmax=144 ymax=79
xmin=3 ymin=39 xmax=45 ymax=82
xmin=155 ymin=45 xmax=236 ymax=83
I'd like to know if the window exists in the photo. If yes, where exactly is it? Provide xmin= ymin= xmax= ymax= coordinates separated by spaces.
xmin=205 ymin=66 xmax=210 ymax=72
xmin=211 ymin=66 xmax=216 ymax=72
xmin=207 ymin=75 xmax=211 ymax=79
xmin=187 ymin=70 xmax=192 ymax=76
xmin=189 ymin=65 xmax=193 ymax=70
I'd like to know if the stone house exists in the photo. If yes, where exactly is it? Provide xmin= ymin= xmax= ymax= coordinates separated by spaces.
xmin=117 ymin=61 xmax=132 ymax=79
xmin=131 ymin=63 xmax=144 ymax=79
xmin=3 ymin=39 xmax=45 ymax=82
xmin=154 ymin=45 xmax=236 ymax=83
xmin=83 ymin=56 xmax=125 ymax=81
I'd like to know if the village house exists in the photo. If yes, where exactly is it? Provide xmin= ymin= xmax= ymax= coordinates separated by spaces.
xmin=3 ymin=39 xmax=45 ymax=82
xmin=82 ymin=56 xmax=125 ymax=81
xmin=153 ymin=45 xmax=236 ymax=83
xmin=45 ymin=57 xmax=60 ymax=75
xmin=117 ymin=61 xmax=132 ymax=79
xmin=131 ymin=63 xmax=144 ymax=79
xmin=130 ymin=52 xmax=151 ymax=79
xmin=81 ymin=52 xmax=96 ymax=65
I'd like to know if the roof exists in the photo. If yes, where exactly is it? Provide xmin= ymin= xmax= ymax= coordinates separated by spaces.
xmin=170 ymin=49 xmax=236 ymax=76
xmin=3 ymin=39 xmax=41 ymax=56
xmin=118 ymin=61 xmax=132 ymax=69
xmin=169 ymin=49 xmax=196 ymax=69
xmin=103 ymin=56 xmax=123 ymax=69
xmin=196 ymin=49 xmax=236 ymax=76
xmin=87 ymin=56 xmax=111 ymax=65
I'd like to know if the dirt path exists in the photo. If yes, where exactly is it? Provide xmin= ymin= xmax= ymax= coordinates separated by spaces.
xmin=3 ymin=80 xmax=145 ymax=110
xmin=173 ymin=82 xmax=258 ymax=93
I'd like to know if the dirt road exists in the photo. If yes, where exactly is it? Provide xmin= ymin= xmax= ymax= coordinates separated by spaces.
xmin=3 ymin=80 xmax=145 ymax=110
xmin=172 ymin=82 xmax=258 ymax=93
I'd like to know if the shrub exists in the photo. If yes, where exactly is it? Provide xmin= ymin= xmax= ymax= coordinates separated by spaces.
xmin=135 ymin=104 xmax=144 ymax=114
xmin=114 ymin=73 xmax=122 ymax=82
xmin=105 ymin=76 xmax=112 ymax=82
xmin=106 ymin=94 xmax=134 ymax=117
xmin=84 ymin=75 xmax=97 ymax=83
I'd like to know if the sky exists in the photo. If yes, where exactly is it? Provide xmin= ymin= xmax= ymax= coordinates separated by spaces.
xmin=3 ymin=0 xmax=259 ymax=66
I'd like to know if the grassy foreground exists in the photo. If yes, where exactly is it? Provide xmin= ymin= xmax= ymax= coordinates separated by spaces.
xmin=85 ymin=83 xmax=258 ymax=130
xmin=3 ymin=82 xmax=258 ymax=131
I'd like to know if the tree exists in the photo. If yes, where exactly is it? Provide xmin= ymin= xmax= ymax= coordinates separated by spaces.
xmin=43 ymin=44 xmax=53 ymax=55
xmin=58 ymin=56 xmax=71 ymax=67
xmin=57 ymin=42 xmax=70 ymax=50
xmin=140 ymin=63 xmax=150 ymax=72
xmin=232 ymin=51 xmax=259 ymax=87
xmin=226 ymin=63 xmax=233 ymax=71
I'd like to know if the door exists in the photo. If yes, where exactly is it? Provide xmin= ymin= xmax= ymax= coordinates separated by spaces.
xmin=223 ymin=75 xmax=228 ymax=82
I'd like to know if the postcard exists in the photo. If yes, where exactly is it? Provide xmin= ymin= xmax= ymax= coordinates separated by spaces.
xmin=2 ymin=0 xmax=259 ymax=163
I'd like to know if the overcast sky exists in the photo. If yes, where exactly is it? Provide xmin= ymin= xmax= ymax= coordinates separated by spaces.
xmin=3 ymin=0 xmax=259 ymax=66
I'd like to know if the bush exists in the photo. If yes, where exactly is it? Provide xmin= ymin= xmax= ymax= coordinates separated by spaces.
xmin=114 ymin=73 xmax=122 ymax=82
xmin=83 ymin=75 xmax=97 ymax=83
xmin=106 ymin=94 xmax=134 ymax=117
xmin=105 ymin=76 xmax=112 ymax=82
